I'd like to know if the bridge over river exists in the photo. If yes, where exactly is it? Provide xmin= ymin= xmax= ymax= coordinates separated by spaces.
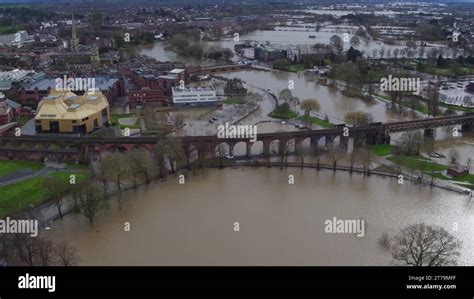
xmin=0 ymin=114 xmax=472 ymax=164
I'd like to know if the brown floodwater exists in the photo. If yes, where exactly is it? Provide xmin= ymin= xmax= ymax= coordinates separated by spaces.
xmin=46 ymin=167 xmax=474 ymax=266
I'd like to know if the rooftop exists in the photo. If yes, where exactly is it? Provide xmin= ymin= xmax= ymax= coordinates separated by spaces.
xmin=35 ymin=90 xmax=109 ymax=121
xmin=172 ymin=86 xmax=215 ymax=93
xmin=169 ymin=68 xmax=185 ymax=74
xmin=24 ymin=77 xmax=119 ymax=91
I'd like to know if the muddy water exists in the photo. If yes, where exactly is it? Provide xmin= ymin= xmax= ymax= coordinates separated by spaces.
xmin=219 ymin=69 xmax=410 ymax=123
xmin=46 ymin=168 xmax=473 ymax=266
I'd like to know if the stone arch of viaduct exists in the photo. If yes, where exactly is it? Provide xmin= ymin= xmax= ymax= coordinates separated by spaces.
xmin=0 ymin=113 xmax=472 ymax=163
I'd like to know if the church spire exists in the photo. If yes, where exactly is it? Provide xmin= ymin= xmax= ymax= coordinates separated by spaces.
xmin=71 ymin=12 xmax=77 ymax=40
xmin=70 ymin=12 xmax=79 ymax=52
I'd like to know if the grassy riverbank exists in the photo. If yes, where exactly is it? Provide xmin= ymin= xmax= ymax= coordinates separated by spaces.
xmin=372 ymin=144 xmax=393 ymax=156
xmin=387 ymin=155 xmax=448 ymax=172
xmin=0 ymin=171 xmax=89 ymax=218
xmin=296 ymin=115 xmax=333 ymax=128
xmin=274 ymin=64 xmax=306 ymax=73
xmin=0 ymin=160 xmax=44 ymax=177
xmin=268 ymin=110 xmax=298 ymax=119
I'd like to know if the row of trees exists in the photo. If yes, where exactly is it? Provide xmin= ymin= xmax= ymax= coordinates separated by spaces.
xmin=0 ymin=232 xmax=78 ymax=266
xmin=266 ymin=136 xmax=372 ymax=176
xmin=43 ymin=137 xmax=187 ymax=226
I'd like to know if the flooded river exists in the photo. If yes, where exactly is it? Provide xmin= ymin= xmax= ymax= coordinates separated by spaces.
xmin=46 ymin=168 xmax=473 ymax=266
xmin=55 ymin=31 xmax=474 ymax=266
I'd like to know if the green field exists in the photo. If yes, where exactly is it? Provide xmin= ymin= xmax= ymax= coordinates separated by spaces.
xmin=0 ymin=171 xmax=89 ymax=218
xmin=427 ymin=172 xmax=450 ymax=180
xmin=452 ymin=174 xmax=474 ymax=184
xmin=269 ymin=110 xmax=298 ymax=119
xmin=274 ymin=64 xmax=306 ymax=73
xmin=0 ymin=25 xmax=24 ymax=35
xmin=296 ymin=115 xmax=333 ymax=128
xmin=0 ymin=160 xmax=44 ymax=178
xmin=287 ymin=65 xmax=306 ymax=72
xmin=455 ymin=183 xmax=474 ymax=190
xmin=423 ymin=66 xmax=473 ymax=77
xmin=439 ymin=102 xmax=474 ymax=112
xmin=388 ymin=156 xmax=448 ymax=172
xmin=372 ymin=144 xmax=393 ymax=156
xmin=223 ymin=98 xmax=244 ymax=105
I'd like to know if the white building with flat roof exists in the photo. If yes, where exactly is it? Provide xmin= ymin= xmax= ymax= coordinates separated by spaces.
xmin=438 ymin=81 xmax=474 ymax=108
xmin=0 ymin=30 xmax=31 ymax=46
xmin=172 ymin=86 xmax=219 ymax=107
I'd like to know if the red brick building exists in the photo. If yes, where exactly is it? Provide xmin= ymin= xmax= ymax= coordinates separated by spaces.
xmin=128 ymin=88 xmax=168 ymax=107
xmin=128 ymin=68 xmax=185 ymax=107
xmin=13 ymin=77 xmax=125 ymax=106
xmin=0 ymin=104 xmax=13 ymax=125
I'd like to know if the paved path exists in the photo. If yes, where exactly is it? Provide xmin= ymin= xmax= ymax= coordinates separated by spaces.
xmin=0 ymin=167 xmax=52 ymax=187
xmin=0 ymin=163 xmax=80 ymax=187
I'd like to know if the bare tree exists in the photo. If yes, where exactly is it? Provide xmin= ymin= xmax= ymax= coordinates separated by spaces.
xmin=102 ymin=152 xmax=129 ymax=194
xmin=215 ymin=143 xmax=227 ymax=169
xmin=296 ymin=143 xmax=309 ymax=169
xmin=284 ymin=139 xmax=295 ymax=168
xmin=78 ymin=184 xmax=103 ymax=224
xmin=155 ymin=137 xmax=185 ymax=174
xmin=300 ymin=98 xmax=320 ymax=126
xmin=360 ymin=146 xmax=372 ymax=175
xmin=344 ymin=111 xmax=373 ymax=127
xmin=129 ymin=148 xmax=156 ymax=185
xmin=1 ymin=230 xmax=80 ymax=266
xmin=96 ymin=158 xmax=110 ymax=196
xmin=399 ymin=131 xmax=422 ymax=156
xmin=314 ymin=146 xmax=322 ymax=170
xmin=34 ymin=237 xmax=55 ymax=266
xmin=329 ymin=35 xmax=343 ymax=51
xmin=55 ymin=241 xmax=80 ymax=266
xmin=43 ymin=176 xmax=68 ymax=220
xmin=0 ymin=233 xmax=15 ymax=265
xmin=269 ymin=142 xmax=279 ymax=167
xmin=349 ymin=148 xmax=358 ymax=173
xmin=329 ymin=144 xmax=341 ymax=171
xmin=11 ymin=233 xmax=37 ymax=266
xmin=385 ymin=223 xmax=462 ymax=266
